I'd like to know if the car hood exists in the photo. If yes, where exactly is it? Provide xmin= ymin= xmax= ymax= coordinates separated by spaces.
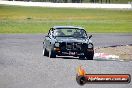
xmin=55 ymin=37 xmax=90 ymax=43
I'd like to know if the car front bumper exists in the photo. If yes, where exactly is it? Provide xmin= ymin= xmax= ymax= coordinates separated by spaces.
xmin=54 ymin=47 xmax=94 ymax=56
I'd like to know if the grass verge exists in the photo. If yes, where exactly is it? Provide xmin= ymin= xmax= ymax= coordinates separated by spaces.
xmin=0 ymin=5 xmax=132 ymax=33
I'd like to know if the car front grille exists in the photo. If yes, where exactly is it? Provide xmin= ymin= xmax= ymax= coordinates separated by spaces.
xmin=66 ymin=42 xmax=82 ymax=51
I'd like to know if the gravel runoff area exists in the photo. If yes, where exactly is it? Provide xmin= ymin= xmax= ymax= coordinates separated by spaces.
xmin=95 ymin=45 xmax=132 ymax=61
xmin=91 ymin=33 xmax=132 ymax=61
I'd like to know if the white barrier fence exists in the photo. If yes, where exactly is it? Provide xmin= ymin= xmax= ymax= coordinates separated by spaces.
xmin=0 ymin=1 xmax=132 ymax=9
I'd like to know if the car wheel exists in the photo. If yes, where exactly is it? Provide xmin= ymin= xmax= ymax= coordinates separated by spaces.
xmin=79 ymin=55 xmax=85 ymax=60
xmin=49 ymin=50 xmax=56 ymax=58
xmin=85 ymin=50 xmax=94 ymax=60
xmin=43 ymin=48 xmax=49 ymax=56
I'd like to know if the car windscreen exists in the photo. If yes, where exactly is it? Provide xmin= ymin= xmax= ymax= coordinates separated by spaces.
xmin=53 ymin=28 xmax=87 ymax=38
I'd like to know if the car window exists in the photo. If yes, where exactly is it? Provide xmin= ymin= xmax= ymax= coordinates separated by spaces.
xmin=53 ymin=28 xmax=87 ymax=38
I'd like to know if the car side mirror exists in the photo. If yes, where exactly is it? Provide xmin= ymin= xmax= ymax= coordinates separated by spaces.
xmin=45 ymin=35 xmax=49 ymax=37
xmin=52 ymin=35 xmax=56 ymax=39
xmin=89 ymin=35 xmax=92 ymax=39
xmin=45 ymin=35 xmax=51 ymax=39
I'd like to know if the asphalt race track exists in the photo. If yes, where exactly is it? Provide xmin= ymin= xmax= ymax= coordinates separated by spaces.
xmin=0 ymin=33 xmax=132 ymax=88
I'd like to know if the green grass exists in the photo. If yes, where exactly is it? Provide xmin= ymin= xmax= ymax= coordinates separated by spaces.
xmin=0 ymin=5 xmax=132 ymax=33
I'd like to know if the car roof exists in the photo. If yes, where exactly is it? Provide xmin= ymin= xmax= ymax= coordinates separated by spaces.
xmin=52 ymin=26 xmax=84 ymax=29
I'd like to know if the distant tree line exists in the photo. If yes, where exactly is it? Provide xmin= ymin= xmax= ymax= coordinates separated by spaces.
xmin=11 ymin=0 xmax=132 ymax=4
xmin=29 ymin=0 xmax=111 ymax=3
xmin=89 ymin=0 xmax=111 ymax=3
xmin=30 ymin=0 xmax=83 ymax=3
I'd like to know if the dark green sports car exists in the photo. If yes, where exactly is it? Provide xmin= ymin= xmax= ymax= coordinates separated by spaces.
xmin=43 ymin=26 xmax=94 ymax=60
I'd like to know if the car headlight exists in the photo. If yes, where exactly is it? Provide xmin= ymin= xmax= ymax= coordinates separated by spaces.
xmin=88 ymin=43 xmax=93 ymax=48
xmin=55 ymin=43 xmax=60 ymax=47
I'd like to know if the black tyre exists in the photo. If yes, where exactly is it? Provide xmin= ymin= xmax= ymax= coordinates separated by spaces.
xmin=85 ymin=50 xmax=94 ymax=60
xmin=43 ymin=48 xmax=49 ymax=56
xmin=79 ymin=55 xmax=85 ymax=60
xmin=49 ymin=49 xmax=56 ymax=58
